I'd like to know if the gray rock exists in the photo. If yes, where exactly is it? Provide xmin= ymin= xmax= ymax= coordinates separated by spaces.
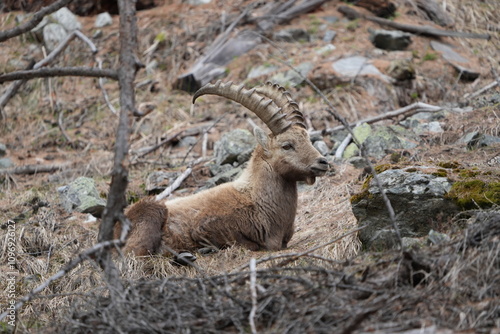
xmin=332 ymin=56 xmax=392 ymax=83
xmin=451 ymin=62 xmax=480 ymax=81
xmin=313 ymin=141 xmax=330 ymax=156
xmin=430 ymin=41 xmax=469 ymax=63
xmin=458 ymin=131 xmax=500 ymax=149
xmin=412 ymin=121 xmax=444 ymax=135
xmin=369 ymin=29 xmax=412 ymax=50
xmin=427 ymin=229 xmax=450 ymax=245
xmin=273 ymin=28 xmax=310 ymax=43
xmin=95 ymin=12 xmax=113 ymax=28
xmin=270 ymin=62 xmax=314 ymax=87
xmin=146 ymin=171 xmax=180 ymax=193
xmin=323 ymin=30 xmax=337 ymax=43
xmin=0 ymin=158 xmax=14 ymax=169
xmin=402 ymin=237 xmax=423 ymax=249
xmin=247 ymin=64 xmax=279 ymax=79
xmin=51 ymin=7 xmax=81 ymax=32
xmin=214 ymin=129 xmax=256 ymax=166
xmin=347 ymin=156 xmax=369 ymax=169
xmin=322 ymin=16 xmax=339 ymax=24
xmin=344 ymin=124 xmax=417 ymax=160
xmin=177 ymin=136 xmax=198 ymax=148
xmin=0 ymin=143 xmax=6 ymax=157
xmin=205 ymin=166 xmax=244 ymax=189
xmin=43 ymin=23 xmax=68 ymax=51
xmin=209 ymin=163 xmax=233 ymax=177
xmin=352 ymin=169 xmax=459 ymax=251
xmin=58 ymin=177 xmax=106 ymax=217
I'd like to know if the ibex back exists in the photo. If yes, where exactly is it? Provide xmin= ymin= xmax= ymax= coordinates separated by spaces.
xmin=115 ymin=81 xmax=329 ymax=255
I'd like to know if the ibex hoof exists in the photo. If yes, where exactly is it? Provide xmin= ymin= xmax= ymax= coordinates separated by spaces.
xmin=173 ymin=251 xmax=197 ymax=266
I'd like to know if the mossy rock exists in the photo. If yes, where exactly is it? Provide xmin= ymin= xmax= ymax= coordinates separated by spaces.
xmin=446 ymin=180 xmax=500 ymax=210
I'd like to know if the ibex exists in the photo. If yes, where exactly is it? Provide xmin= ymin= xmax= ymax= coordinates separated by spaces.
xmin=116 ymin=81 xmax=329 ymax=255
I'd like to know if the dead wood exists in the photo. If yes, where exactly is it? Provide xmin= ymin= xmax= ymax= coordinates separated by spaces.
xmin=174 ymin=0 xmax=328 ymax=93
xmin=338 ymin=5 xmax=491 ymax=40
xmin=0 ymin=67 xmax=118 ymax=83
xmin=0 ymin=163 xmax=71 ymax=175
xmin=349 ymin=0 xmax=396 ymax=18
xmin=96 ymin=0 xmax=140 ymax=293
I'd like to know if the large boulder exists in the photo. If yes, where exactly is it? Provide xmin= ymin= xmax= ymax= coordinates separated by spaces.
xmin=351 ymin=168 xmax=460 ymax=251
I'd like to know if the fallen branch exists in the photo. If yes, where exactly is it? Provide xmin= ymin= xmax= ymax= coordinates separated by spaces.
xmin=463 ymin=79 xmax=500 ymax=100
xmin=338 ymin=5 xmax=491 ymax=40
xmin=134 ymin=130 xmax=185 ymax=158
xmin=155 ymin=157 xmax=206 ymax=201
xmin=0 ymin=67 xmax=118 ymax=83
xmin=96 ymin=58 xmax=117 ymax=115
xmin=0 ymin=163 xmax=71 ymax=175
xmin=335 ymin=133 xmax=352 ymax=159
xmin=311 ymin=102 xmax=462 ymax=136
xmin=0 ymin=0 xmax=73 ymax=43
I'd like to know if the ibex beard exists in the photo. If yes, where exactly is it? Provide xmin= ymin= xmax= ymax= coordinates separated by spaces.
xmin=114 ymin=81 xmax=329 ymax=256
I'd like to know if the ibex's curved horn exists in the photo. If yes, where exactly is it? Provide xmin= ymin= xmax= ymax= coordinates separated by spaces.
xmin=255 ymin=82 xmax=306 ymax=130
xmin=193 ymin=81 xmax=298 ymax=135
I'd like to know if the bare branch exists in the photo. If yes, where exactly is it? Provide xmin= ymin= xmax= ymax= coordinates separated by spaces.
xmin=0 ymin=67 xmax=118 ymax=83
xmin=0 ymin=0 xmax=74 ymax=43
xmin=97 ymin=58 xmax=118 ymax=115
xmin=0 ymin=163 xmax=71 ymax=175
xmin=463 ymin=79 xmax=500 ymax=100
xmin=249 ymin=258 xmax=258 ymax=334
xmin=155 ymin=157 xmax=206 ymax=201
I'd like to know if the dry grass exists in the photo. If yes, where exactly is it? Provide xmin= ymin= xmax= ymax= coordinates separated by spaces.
xmin=1 ymin=0 xmax=499 ymax=332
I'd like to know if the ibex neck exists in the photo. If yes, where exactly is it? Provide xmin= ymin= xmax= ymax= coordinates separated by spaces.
xmin=235 ymin=153 xmax=298 ymax=203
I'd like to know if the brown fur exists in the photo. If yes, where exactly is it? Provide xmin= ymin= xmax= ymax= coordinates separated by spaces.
xmin=120 ymin=126 xmax=329 ymax=256
xmin=114 ymin=198 xmax=167 ymax=256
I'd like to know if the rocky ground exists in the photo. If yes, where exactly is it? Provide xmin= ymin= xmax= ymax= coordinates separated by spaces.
xmin=0 ymin=0 xmax=499 ymax=333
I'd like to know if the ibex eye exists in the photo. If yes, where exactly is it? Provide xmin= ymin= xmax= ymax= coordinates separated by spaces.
xmin=282 ymin=143 xmax=294 ymax=150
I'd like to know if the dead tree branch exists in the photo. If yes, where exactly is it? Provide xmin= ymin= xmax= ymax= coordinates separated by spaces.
xmin=0 ymin=67 xmax=118 ymax=83
xmin=0 ymin=0 xmax=74 ymax=43
xmin=0 ymin=163 xmax=71 ymax=175
xmin=155 ymin=157 xmax=206 ymax=201
xmin=96 ymin=0 xmax=140 ymax=293
xmin=338 ymin=5 xmax=491 ymax=40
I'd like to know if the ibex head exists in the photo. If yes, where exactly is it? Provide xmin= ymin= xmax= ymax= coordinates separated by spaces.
xmin=193 ymin=81 xmax=329 ymax=184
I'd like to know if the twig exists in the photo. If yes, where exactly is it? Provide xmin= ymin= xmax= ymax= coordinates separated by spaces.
xmin=58 ymin=110 xmax=72 ymax=143
xmin=155 ymin=157 xmax=206 ymax=201
xmin=311 ymin=102 xmax=447 ymax=137
xmin=335 ymin=133 xmax=352 ymax=159
xmin=463 ymin=79 xmax=500 ymax=100
xmin=0 ymin=60 xmax=35 ymax=118
xmin=202 ymin=133 xmax=208 ymax=158
xmin=0 ymin=67 xmax=118 ymax=83
xmin=0 ymin=237 xmax=124 ymax=322
xmin=249 ymin=258 xmax=258 ymax=334
xmin=0 ymin=163 xmax=71 ymax=175
xmin=134 ymin=130 xmax=185 ymax=158
xmin=96 ymin=58 xmax=117 ymax=115
xmin=0 ymin=0 xmax=74 ymax=43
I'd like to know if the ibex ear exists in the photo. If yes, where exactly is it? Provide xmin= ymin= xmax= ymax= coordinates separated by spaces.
xmin=253 ymin=126 xmax=269 ymax=150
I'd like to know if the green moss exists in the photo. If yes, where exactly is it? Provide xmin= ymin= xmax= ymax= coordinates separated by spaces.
xmin=447 ymin=180 xmax=500 ymax=209
xmin=374 ymin=164 xmax=393 ymax=173
xmin=437 ymin=161 xmax=461 ymax=169
xmin=432 ymin=169 xmax=448 ymax=177
xmin=458 ymin=170 xmax=480 ymax=178
xmin=350 ymin=189 xmax=369 ymax=204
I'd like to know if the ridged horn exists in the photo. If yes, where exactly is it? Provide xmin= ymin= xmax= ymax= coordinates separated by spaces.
xmin=193 ymin=81 xmax=294 ymax=135
xmin=255 ymin=81 xmax=306 ymax=130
